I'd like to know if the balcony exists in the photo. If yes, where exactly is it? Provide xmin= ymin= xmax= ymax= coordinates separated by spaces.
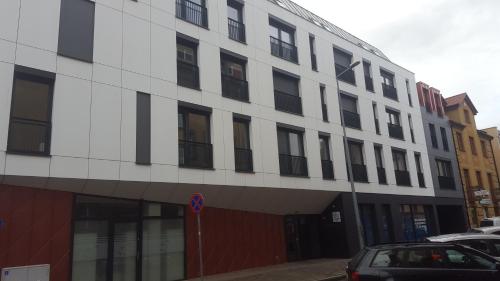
xmin=175 ymin=0 xmax=208 ymax=28
xmin=235 ymin=148 xmax=253 ymax=172
xmin=177 ymin=60 xmax=199 ymax=89
xmin=335 ymin=64 xmax=356 ymax=84
xmin=311 ymin=53 xmax=317 ymax=71
xmin=348 ymin=164 xmax=368 ymax=182
xmin=279 ymin=154 xmax=308 ymax=177
xmin=270 ymin=36 xmax=298 ymax=63
xmin=274 ymin=90 xmax=302 ymax=115
xmin=388 ymin=124 xmax=404 ymax=140
xmin=377 ymin=167 xmax=387 ymax=184
xmin=179 ymin=140 xmax=213 ymax=169
xmin=418 ymin=172 xmax=425 ymax=187
xmin=382 ymin=84 xmax=398 ymax=100
xmin=438 ymin=176 xmax=455 ymax=190
xmin=321 ymin=104 xmax=328 ymax=121
xmin=395 ymin=170 xmax=411 ymax=186
xmin=365 ymin=76 xmax=374 ymax=92
xmin=321 ymin=160 xmax=334 ymax=180
xmin=228 ymin=18 xmax=245 ymax=43
xmin=221 ymin=74 xmax=249 ymax=102
xmin=342 ymin=110 xmax=361 ymax=129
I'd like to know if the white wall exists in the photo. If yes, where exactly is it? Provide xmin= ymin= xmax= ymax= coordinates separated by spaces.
xmin=0 ymin=0 xmax=434 ymax=198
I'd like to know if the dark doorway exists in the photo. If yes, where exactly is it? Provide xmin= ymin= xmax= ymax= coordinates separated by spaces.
xmin=437 ymin=205 xmax=467 ymax=234
xmin=284 ymin=215 xmax=321 ymax=261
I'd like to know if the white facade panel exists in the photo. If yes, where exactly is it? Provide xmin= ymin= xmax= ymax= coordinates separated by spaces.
xmin=0 ymin=63 xmax=14 ymax=152
xmin=17 ymin=0 xmax=60 ymax=52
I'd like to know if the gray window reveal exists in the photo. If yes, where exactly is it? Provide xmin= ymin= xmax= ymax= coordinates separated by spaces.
xmin=58 ymin=0 xmax=95 ymax=62
xmin=136 ymin=92 xmax=151 ymax=165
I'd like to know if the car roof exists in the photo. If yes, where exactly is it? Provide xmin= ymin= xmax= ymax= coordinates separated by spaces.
xmin=427 ymin=233 xmax=500 ymax=242
xmin=367 ymin=242 xmax=456 ymax=250
xmin=473 ymin=226 xmax=500 ymax=232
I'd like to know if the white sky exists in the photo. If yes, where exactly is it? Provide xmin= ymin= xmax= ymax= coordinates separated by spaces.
xmin=290 ymin=0 xmax=500 ymax=129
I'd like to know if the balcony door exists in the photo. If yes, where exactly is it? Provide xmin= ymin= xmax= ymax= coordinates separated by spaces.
xmin=278 ymin=127 xmax=307 ymax=176
xmin=178 ymin=107 xmax=212 ymax=168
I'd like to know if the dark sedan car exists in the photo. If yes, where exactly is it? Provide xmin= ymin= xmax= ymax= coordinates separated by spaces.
xmin=346 ymin=243 xmax=500 ymax=281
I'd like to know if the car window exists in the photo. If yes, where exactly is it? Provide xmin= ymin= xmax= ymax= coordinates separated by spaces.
xmin=443 ymin=248 xmax=496 ymax=270
xmin=492 ymin=231 xmax=500 ymax=235
xmin=459 ymin=240 xmax=492 ymax=255
xmin=406 ymin=248 xmax=445 ymax=268
xmin=491 ymin=240 xmax=500 ymax=256
xmin=371 ymin=249 xmax=404 ymax=267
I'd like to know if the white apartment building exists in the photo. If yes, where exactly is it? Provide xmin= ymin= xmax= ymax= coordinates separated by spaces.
xmin=0 ymin=0 xmax=457 ymax=280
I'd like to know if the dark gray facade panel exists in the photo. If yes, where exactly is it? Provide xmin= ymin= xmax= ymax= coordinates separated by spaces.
xmin=136 ymin=92 xmax=151 ymax=165
xmin=58 ymin=0 xmax=95 ymax=62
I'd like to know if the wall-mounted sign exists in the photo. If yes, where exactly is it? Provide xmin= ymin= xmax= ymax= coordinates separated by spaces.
xmin=332 ymin=211 xmax=341 ymax=223
xmin=480 ymin=199 xmax=492 ymax=205
xmin=474 ymin=190 xmax=490 ymax=197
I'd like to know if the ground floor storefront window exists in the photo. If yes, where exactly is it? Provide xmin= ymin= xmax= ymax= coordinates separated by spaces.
xmin=71 ymin=195 xmax=185 ymax=281
xmin=400 ymin=204 xmax=433 ymax=241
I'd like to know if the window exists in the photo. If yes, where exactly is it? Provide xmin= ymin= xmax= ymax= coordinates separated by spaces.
xmin=400 ymin=205 xmax=433 ymax=241
xmin=58 ymin=0 xmax=95 ymax=62
xmin=277 ymin=127 xmax=307 ymax=176
xmin=136 ymin=92 xmax=151 ymax=165
xmin=309 ymin=35 xmax=317 ymax=71
xmin=341 ymin=94 xmax=361 ymax=129
xmin=429 ymin=124 xmax=438 ymax=148
xmin=444 ymin=248 xmax=496 ymax=270
xmin=233 ymin=117 xmax=252 ymax=172
xmin=227 ymin=0 xmax=245 ymax=42
xmin=363 ymin=61 xmax=374 ymax=92
xmin=480 ymin=140 xmax=488 ymax=158
xmin=176 ymin=0 xmax=208 ymax=28
xmin=320 ymin=85 xmax=328 ymax=121
xmin=437 ymin=160 xmax=454 ymax=189
xmin=408 ymin=114 xmax=415 ymax=143
xmin=319 ymin=134 xmax=334 ymax=179
xmin=178 ymin=105 xmax=212 ymax=169
xmin=273 ymin=71 xmax=302 ymax=114
xmin=440 ymin=127 xmax=449 ymax=151
xmin=373 ymin=103 xmax=380 ymax=134
xmin=464 ymin=109 xmax=471 ymax=124
xmin=381 ymin=69 xmax=397 ymax=100
xmin=415 ymin=153 xmax=425 ymax=187
xmin=348 ymin=141 xmax=368 ymax=182
xmin=375 ymin=145 xmax=387 ymax=184
xmin=269 ymin=18 xmax=297 ymax=62
xmin=381 ymin=205 xmax=394 ymax=243
xmin=386 ymin=109 xmax=404 ymax=140
xmin=7 ymin=66 xmax=55 ymax=155
xmin=488 ymin=173 xmax=494 ymax=188
xmin=457 ymin=132 xmax=465 ymax=151
xmin=469 ymin=137 xmax=477 ymax=155
xmin=406 ymin=79 xmax=413 ymax=107
xmin=476 ymin=171 xmax=483 ymax=187
xmin=334 ymin=48 xmax=355 ymax=84
xmin=393 ymin=149 xmax=411 ymax=186
xmin=221 ymin=53 xmax=248 ymax=101
xmin=177 ymin=37 xmax=199 ymax=89
xmin=464 ymin=169 xmax=471 ymax=188
xmin=359 ymin=204 xmax=379 ymax=246
xmin=423 ymin=88 xmax=432 ymax=112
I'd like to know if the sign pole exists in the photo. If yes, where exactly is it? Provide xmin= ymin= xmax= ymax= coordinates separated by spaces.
xmin=197 ymin=212 xmax=204 ymax=281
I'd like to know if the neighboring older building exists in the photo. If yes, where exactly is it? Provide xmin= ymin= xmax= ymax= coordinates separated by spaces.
xmin=484 ymin=127 xmax=500 ymax=188
xmin=416 ymin=82 xmax=467 ymax=233
xmin=445 ymin=93 xmax=500 ymax=227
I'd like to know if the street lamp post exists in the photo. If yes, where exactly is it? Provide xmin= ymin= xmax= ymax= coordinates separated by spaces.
xmin=335 ymin=61 xmax=365 ymax=251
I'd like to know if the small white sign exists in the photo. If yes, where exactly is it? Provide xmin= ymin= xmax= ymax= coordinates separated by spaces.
xmin=332 ymin=211 xmax=342 ymax=223
xmin=480 ymin=199 xmax=492 ymax=205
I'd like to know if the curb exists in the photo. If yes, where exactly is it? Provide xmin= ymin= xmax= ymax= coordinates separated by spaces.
xmin=316 ymin=273 xmax=346 ymax=281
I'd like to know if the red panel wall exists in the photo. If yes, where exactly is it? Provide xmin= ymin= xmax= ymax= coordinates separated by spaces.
xmin=186 ymin=207 xmax=286 ymax=278
xmin=0 ymin=185 xmax=73 ymax=281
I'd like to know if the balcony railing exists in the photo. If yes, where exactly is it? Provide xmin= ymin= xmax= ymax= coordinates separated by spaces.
xmin=270 ymin=36 xmax=298 ymax=63
xmin=279 ymin=154 xmax=308 ymax=177
xmin=179 ymin=140 xmax=213 ymax=169
xmin=311 ymin=53 xmax=317 ymax=71
xmin=176 ymin=0 xmax=208 ymax=28
xmin=228 ymin=18 xmax=245 ymax=42
xmin=7 ymin=118 xmax=51 ymax=155
xmin=221 ymin=74 xmax=249 ymax=102
xmin=177 ymin=60 xmax=200 ymax=89
xmin=321 ymin=104 xmax=328 ymax=121
xmin=235 ymin=147 xmax=253 ymax=172
xmin=418 ymin=172 xmax=425 ymax=187
xmin=382 ymin=84 xmax=398 ymax=100
xmin=365 ymin=76 xmax=374 ymax=92
xmin=342 ymin=110 xmax=361 ymax=129
xmin=395 ymin=170 xmax=411 ymax=186
xmin=321 ymin=159 xmax=334 ymax=180
xmin=274 ymin=90 xmax=302 ymax=115
xmin=438 ymin=176 xmax=455 ymax=190
xmin=335 ymin=64 xmax=356 ymax=84
xmin=348 ymin=163 xmax=368 ymax=182
xmin=388 ymin=123 xmax=404 ymax=140
xmin=377 ymin=167 xmax=387 ymax=184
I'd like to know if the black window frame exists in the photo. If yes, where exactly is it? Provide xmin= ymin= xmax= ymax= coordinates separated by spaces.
xmin=373 ymin=102 xmax=380 ymax=135
xmin=375 ymin=144 xmax=387 ymax=185
xmin=220 ymin=52 xmax=249 ymax=102
xmin=319 ymin=134 xmax=334 ymax=180
xmin=177 ymin=36 xmax=200 ymax=90
xmin=408 ymin=114 xmax=416 ymax=143
xmin=227 ymin=0 xmax=245 ymax=43
xmin=309 ymin=34 xmax=317 ymax=71
xmin=269 ymin=18 xmax=298 ymax=63
xmin=320 ymin=85 xmax=328 ymax=122
xmin=363 ymin=61 xmax=374 ymax=92
xmin=277 ymin=126 xmax=308 ymax=177
xmin=175 ymin=0 xmax=208 ymax=28
xmin=406 ymin=79 xmax=413 ymax=107
xmin=334 ymin=48 xmax=356 ymax=85
xmin=440 ymin=127 xmax=449 ymax=151
xmin=340 ymin=93 xmax=361 ymax=130
xmin=7 ymin=67 xmax=55 ymax=156
xmin=429 ymin=123 xmax=438 ymax=148
xmin=273 ymin=70 xmax=302 ymax=115
xmin=178 ymin=105 xmax=213 ymax=169
xmin=233 ymin=116 xmax=253 ymax=173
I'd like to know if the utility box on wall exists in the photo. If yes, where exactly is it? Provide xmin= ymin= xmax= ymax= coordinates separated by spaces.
xmin=1 ymin=264 xmax=50 ymax=281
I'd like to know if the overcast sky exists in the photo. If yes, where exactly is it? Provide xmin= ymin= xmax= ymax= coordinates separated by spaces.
xmin=291 ymin=0 xmax=500 ymax=129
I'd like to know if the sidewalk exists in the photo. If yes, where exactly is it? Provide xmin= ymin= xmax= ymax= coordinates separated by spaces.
xmin=186 ymin=259 xmax=348 ymax=281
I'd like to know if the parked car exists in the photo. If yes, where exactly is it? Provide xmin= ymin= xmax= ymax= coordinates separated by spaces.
xmin=480 ymin=217 xmax=500 ymax=227
xmin=426 ymin=233 xmax=500 ymax=261
xmin=470 ymin=226 xmax=500 ymax=235
xmin=346 ymin=243 xmax=500 ymax=281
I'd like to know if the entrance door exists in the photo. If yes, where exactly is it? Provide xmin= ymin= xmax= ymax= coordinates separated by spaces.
xmin=111 ymin=221 xmax=138 ymax=281
xmin=285 ymin=217 xmax=301 ymax=261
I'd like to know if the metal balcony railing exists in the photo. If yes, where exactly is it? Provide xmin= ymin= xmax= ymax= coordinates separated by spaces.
xmin=228 ymin=18 xmax=245 ymax=42
xmin=395 ymin=170 xmax=411 ymax=186
xmin=321 ymin=159 xmax=334 ymax=180
xmin=438 ymin=176 xmax=455 ymax=190
xmin=342 ymin=110 xmax=361 ymax=129
xmin=382 ymin=84 xmax=398 ymax=100
xmin=176 ymin=0 xmax=208 ymax=28
xmin=279 ymin=154 xmax=308 ymax=177
xmin=221 ymin=74 xmax=249 ymax=102
xmin=377 ymin=167 xmax=387 ymax=184
xmin=365 ymin=76 xmax=374 ymax=92
xmin=270 ymin=36 xmax=298 ymax=63
xmin=347 ymin=163 xmax=368 ymax=182
xmin=234 ymin=147 xmax=253 ymax=172
xmin=388 ymin=123 xmax=404 ymax=140
xmin=274 ymin=90 xmax=302 ymax=115
xmin=177 ymin=60 xmax=200 ymax=89
xmin=335 ymin=64 xmax=356 ymax=84
xmin=179 ymin=140 xmax=213 ymax=169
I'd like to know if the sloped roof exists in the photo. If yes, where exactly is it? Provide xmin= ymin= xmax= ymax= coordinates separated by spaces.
xmin=444 ymin=93 xmax=478 ymax=114
xmin=267 ymin=0 xmax=390 ymax=60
